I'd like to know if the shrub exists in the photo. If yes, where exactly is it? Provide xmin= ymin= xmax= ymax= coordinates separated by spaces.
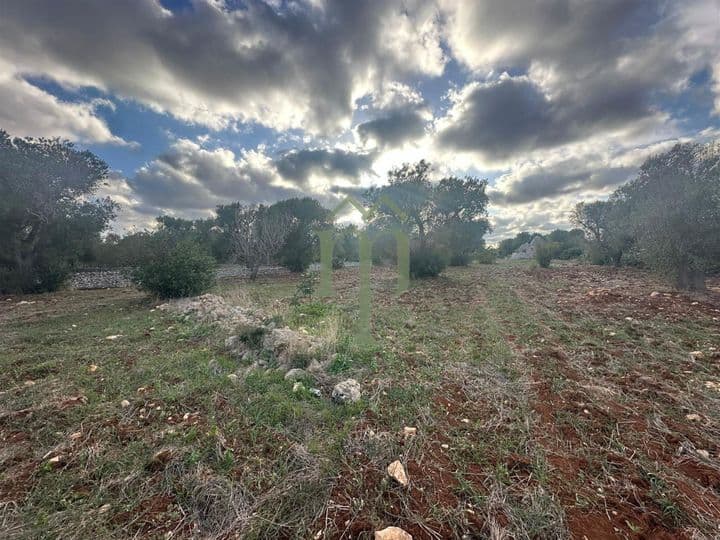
xmin=476 ymin=248 xmax=496 ymax=265
xmin=557 ymin=246 xmax=583 ymax=260
xmin=132 ymin=240 xmax=216 ymax=298
xmin=449 ymin=253 xmax=471 ymax=266
xmin=535 ymin=241 xmax=559 ymax=268
xmin=409 ymin=246 xmax=447 ymax=278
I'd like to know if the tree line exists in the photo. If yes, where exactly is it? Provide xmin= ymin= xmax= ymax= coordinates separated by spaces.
xmin=1 ymin=127 xmax=718 ymax=295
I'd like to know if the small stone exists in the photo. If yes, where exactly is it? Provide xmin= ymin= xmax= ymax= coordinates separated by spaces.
xmin=375 ymin=526 xmax=413 ymax=540
xmin=624 ymin=317 xmax=634 ymax=322
xmin=47 ymin=455 xmax=64 ymax=468
xmin=88 ymin=364 xmax=98 ymax=372
xmin=403 ymin=426 xmax=417 ymax=438
xmin=227 ymin=373 xmax=239 ymax=383
xmin=441 ymin=443 xmax=449 ymax=449
xmin=120 ymin=399 xmax=130 ymax=408
xmin=310 ymin=388 xmax=322 ymax=397
xmin=689 ymin=351 xmax=704 ymax=360
xmin=69 ymin=431 xmax=82 ymax=441
xmin=387 ymin=460 xmax=408 ymax=486
xmin=98 ymin=504 xmax=111 ymax=514
xmin=686 ymin=413 xmax=701 ymax=421
xmin=105 ymin=335 xmax=123 ymax=340
xmin=24 ymin=380 xmax=35 ymax=386
xmin=461 ymin=418 xmax=470 ymax=424
xmin=650 ymin=291 xmax=660 ymax=297
xmin=697 ymin=449 xmax=710 ymax=459
xmin=284 ymin=368 xmax=307 ymax=381
xmin=332 ymin=379 xmax=361 ymax=404
xmin=293 ymin=382 xmax=305 ymax=393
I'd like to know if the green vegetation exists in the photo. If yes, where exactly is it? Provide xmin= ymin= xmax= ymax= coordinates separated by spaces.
xmin=409 ymin=245 xmax=447 ymax=277
xmin=3 ymin=263 xmax=718 ymax=537
xmin=575 ymin=142 xmax=720 ymax=289
xmin=131 ymin=239 xmax=216 ymax=298
xmin=534 ymin=240 xmax=560 ymax=268
xmin=0 ymin=130 xmax=116 ymax=293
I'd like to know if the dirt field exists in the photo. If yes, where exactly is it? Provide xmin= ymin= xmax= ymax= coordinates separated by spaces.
xmin=1 ymin=262 xmax=719 ymax=539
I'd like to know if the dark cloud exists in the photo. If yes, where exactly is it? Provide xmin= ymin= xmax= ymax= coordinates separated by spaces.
xmin=438 ymin=73 xmax=658 ymax=160
xmin=490 ymin=155 xmax=640 ymax=206
xmin=437 ymin=0 xmax=719 ymax=160
xmin=443 ymin=0 xmax=656 ymax=72
xmin=357 ymin=108 xmax=428 ymax=147
xmin=274 ymin=148 xmax=375 ymax=185
xmin=0 ymin=0 xmax=444 ymax=133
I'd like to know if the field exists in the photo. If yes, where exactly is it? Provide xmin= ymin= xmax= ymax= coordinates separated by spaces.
xmin=1 ymin=262 xmax=719 ymax=539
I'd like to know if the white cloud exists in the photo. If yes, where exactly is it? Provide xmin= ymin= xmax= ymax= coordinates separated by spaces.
xmin=0 ymin=66 xmax=130 ymax=145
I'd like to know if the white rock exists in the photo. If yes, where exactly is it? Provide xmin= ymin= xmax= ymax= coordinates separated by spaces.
xmin=697 ymin=449 xmax=710 ymax=459
xmin=375 ymin=526 xmax=413 ymax=540
xmin=284 ymin=368 xmax=308 ymax=381
xmin=686 ymin=413 xmax=701 ymax=421
xmin=332 ymin=379 xmax=361 ymax=404
xmin=293 ymin=382 xmax=305 ymax=393
xmin=120 ymin=399 xmax=130 ymax=408
xmin=105 ymin=335 xmax=123 ymax=340
xmin=387 ymin=460 xmax=408 ymax=486
xmin=227 ymin=374 xmax=239 ymax=383
xmin=403 ymin=426 xmax=417 ymax=438
xmin=310 ymin=388 xmax=322 ymax=397
xmin=689 ymin=351 xmax=704 ymax=360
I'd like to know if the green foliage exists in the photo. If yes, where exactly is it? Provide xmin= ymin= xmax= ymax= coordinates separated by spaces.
xmin=535 ymin=241 xmax=559 ymax=268
xmin=0 ymin=130 xmax=117 ymax=293
xmin=576 ymin=143 xmax=720 ymax=289
xmin=272 ymin=198 xmax=331 ymax=272
xmin=290 ymin=271 xmax=318 ymax=306
xmin=545 ymin=229 xmax=585 ymax=260
xmin=365 ymin=161 xmax=490 ymax=259
xmin=409 ymin=246 xmax=447 ymax=278
xmin=618 ymin=143 xmax=720 ymax=289
xmin=476 ymin=247 xmax=497 ymax=265
xmin=333 ymin=224 xmax=359 ymax=267
xmin=131 ymin=239 xmax=216 ymax=298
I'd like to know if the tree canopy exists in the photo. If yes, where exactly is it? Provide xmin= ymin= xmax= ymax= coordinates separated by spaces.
xmin=0 ymin=131 xmax=116 ymax=292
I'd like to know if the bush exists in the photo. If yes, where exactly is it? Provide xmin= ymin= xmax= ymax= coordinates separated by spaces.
xmin=476 ymin=248 xmax=496 ymax=265
xmin=557 ymin=246 xmax=583 ymax=260
xmin=449 ymin=253 xmax=471 ymax=266
xmin=409 ymin=246 xmax=447 ymax=278
xmin=132 ymin=240 xmax=216 ymax=298
xmin=535 ymin=241 xmax=559 ymax=268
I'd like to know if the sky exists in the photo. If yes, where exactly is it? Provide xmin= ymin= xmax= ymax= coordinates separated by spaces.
xmin=1 ymin=0 xmax=719 ymax=241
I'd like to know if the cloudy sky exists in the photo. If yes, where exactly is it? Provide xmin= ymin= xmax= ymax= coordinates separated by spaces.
xmin=1 ymin=0 xmax=719 ymax=241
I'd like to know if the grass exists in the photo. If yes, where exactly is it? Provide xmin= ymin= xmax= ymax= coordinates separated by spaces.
xmin=1 ymin=262 xmax=719 ymax=538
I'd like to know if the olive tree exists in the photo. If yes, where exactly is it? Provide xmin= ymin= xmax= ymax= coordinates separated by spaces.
xmin=231 ymin=205 xmax=292 ymax=279
xmin=617 ymin=142 xmax=720 ymax=290
xmin=0 ymin=131 xmax=116 ymax=293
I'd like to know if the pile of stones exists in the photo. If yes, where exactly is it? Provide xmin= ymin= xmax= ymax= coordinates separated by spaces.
xmin=158 ymin=294 xmax=361 ymax=403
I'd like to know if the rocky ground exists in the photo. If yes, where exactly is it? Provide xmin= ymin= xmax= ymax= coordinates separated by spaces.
xmin=1 ymin=262 xmax=719 ymax=539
